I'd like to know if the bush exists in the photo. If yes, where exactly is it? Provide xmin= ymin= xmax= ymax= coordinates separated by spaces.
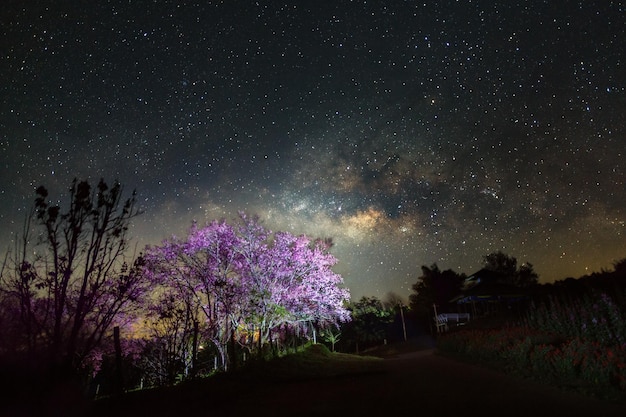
xmin=437 ymin=326 xmax=626 ymax=400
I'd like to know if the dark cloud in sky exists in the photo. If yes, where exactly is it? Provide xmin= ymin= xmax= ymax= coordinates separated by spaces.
xmin=1 ymin=1 xmax=625 ymax=298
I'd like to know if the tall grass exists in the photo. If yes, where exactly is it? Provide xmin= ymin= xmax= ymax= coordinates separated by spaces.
xmin=437 ymin=289 xmax=626 ymax=400
xmin=524 ymin=290 xmax=626 ymax=347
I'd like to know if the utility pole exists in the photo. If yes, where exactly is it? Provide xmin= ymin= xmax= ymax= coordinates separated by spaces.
xmin=399 ymin=302 xmax=407 ymax=342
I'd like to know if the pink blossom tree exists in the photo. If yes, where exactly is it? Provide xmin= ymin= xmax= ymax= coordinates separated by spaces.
xmin=223 ymin=215 xmax=351 ymax=355
xmin=143 ymin=219 xmax=246 ymax=371
xmin=142 ymin=213 xmax=351 ymax=372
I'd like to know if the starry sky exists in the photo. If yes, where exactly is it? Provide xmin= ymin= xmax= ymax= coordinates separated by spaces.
xmin=1 ymin=1 xmax=625 ymax=300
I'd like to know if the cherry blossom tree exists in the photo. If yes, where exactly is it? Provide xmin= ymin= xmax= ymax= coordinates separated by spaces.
xmin=233 ymin=215 xmax=350 ymax=353
xmin=143 ymin=219 xmax=245 ymax=371
xmin=234 ymin=214 xmax=284 ymax=352
xmin=142 ymin=213 xmax=351 ymax=371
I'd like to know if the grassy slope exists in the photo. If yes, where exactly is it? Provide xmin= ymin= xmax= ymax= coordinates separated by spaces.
xmin=236 ymin=344 xmax=384 ymax=381
xmin=89 ymin=344 xmax=384 ymax=416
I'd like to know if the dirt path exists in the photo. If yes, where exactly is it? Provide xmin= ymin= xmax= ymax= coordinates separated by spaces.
xmin=237 ymin=349 xmax=626 ymax=417
xmin=90 ymin=349 xmax=626 ymax=417
xmin=375 ymin=350 xmax=626 ymax=417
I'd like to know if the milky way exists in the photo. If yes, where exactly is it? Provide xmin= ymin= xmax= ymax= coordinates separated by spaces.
xmin=1 ymin=1 xmax=625 ymax=299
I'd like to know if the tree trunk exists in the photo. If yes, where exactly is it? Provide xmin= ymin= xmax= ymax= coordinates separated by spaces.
xmin=113 ymin=326 xmax=124 ymax=396
xmin=229 ymin=326 xmax=237 ymax=371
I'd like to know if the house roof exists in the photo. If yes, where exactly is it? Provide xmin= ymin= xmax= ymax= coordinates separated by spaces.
xmin=462 ymin=268 xmax=508 ymax=288
xmin=452 ymin=268 xmax=528 ymax=304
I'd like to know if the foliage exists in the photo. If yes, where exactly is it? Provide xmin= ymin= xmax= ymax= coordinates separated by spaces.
xmin=344 ymin=296 xmax=394 ymax=350
xmin=320 ymin=327 xmax=341 ymax=352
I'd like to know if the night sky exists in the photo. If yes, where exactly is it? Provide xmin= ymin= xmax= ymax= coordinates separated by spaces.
xmin=2 ymin=1 xmax=625 ymax=300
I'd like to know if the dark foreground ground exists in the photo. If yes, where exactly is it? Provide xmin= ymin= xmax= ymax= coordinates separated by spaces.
xmin=91 ymin=348 xmax=625 ymax=417
xmin=8 ymin=343 xmax=626 ymax=417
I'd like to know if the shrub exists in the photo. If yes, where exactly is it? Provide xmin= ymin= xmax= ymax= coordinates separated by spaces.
xmin=437 ymin=326 xmax=626 ymax=400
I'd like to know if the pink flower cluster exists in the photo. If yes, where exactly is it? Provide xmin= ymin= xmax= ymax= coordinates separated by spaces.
xmin=142 ymin=213 xmax=351 ymax=363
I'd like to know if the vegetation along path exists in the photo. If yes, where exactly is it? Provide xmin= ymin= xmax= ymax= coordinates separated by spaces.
xmin=89 ymin=345 xmax=626 ymax=417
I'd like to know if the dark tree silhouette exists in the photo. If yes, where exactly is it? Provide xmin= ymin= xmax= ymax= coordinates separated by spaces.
xmin=345 ymin=296 xmax=394 ymax=352
xmin=482 ymin=251 xmax=538 ymax=288
xmin=613 ymin=258 xmax=626 ymax=277
xmin=384 ymin=291 xmax=409 ymax=342
xmin=483 ymin=251 xmax=518 ymax=276
xmin=409 ymin=264 xmax=465 ymax=317
xmin=0 ymin=178 xmax=145 ymax=378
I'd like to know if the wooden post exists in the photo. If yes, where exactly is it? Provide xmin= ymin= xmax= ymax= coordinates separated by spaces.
xmin=191 ymin=320 xmax=199 ymax=377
